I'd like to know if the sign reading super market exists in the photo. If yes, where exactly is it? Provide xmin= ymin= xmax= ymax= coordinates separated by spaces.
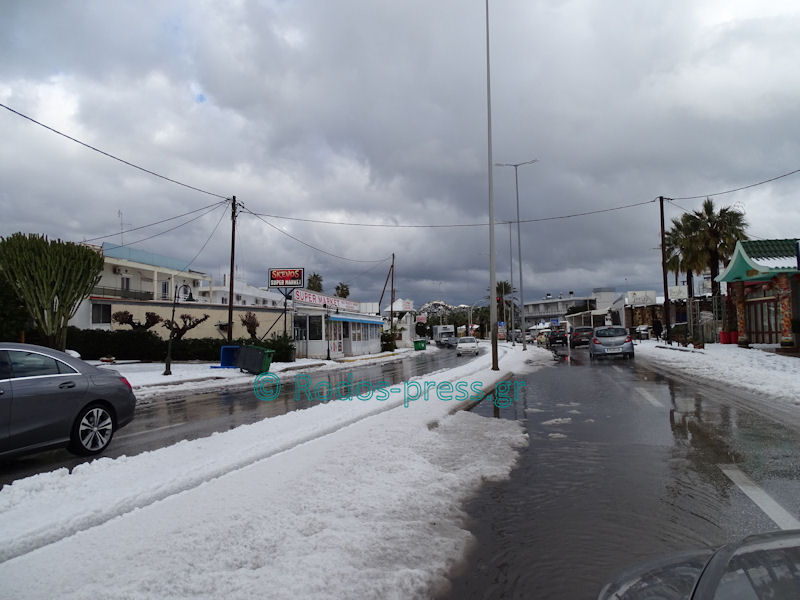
xmin=269 ymin=268 xmax=304 ymax=288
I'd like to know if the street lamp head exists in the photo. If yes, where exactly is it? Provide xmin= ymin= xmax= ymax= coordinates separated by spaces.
xmin=494 ymin=158 xmax=539 ymax=168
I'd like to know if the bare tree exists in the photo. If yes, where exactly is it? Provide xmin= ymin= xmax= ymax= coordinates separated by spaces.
xmin=163 ymin=313 xmax=210 ymax=341
xmin=113 ymin=310 xmax=163 ymax=330
xmin=239 ymin=310 xmax=260 ymax=341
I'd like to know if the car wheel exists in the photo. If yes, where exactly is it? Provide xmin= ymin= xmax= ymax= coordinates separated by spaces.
xmin=70 ymin=403 xmax=115 ymax=455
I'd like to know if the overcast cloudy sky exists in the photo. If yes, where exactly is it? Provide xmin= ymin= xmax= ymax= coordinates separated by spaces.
xmin=2 ymin=1 xmax=799 ymax=308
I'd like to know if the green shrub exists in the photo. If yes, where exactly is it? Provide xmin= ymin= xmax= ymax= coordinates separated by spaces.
xmin=260 ymin=332 xmax=295 ymax=362
xmin=380 ymin=331 xmax=396 ymax=352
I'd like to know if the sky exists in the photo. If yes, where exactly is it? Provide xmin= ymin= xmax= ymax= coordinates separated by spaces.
xmin=2 ymin=1 xmax=799 ymax=309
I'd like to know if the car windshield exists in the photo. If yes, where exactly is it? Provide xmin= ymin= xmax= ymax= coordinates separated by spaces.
xmin=459 ymin=337 xmax=475 ymax=343
xmin=596 ymin=327 xmax=628 ymax=337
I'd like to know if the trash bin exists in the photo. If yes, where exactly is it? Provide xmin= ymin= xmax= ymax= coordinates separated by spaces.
xmin=413 ymin=339 xmax=426 ymax=351
xmin=237 ymin=345 xmax=275 ymax=374
xmin=219 ymin=345 xmax=240 ymax=367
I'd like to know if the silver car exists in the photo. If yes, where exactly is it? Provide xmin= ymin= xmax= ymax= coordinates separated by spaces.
xmin=456 ymin=336 xmax=479 ymax=356
xmin=589 ymin=326 xmax=634 ymax=360
xmin=0 ymin=343 xmax=137 ymax=457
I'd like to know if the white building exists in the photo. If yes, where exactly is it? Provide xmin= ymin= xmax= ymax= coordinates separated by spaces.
xmin=194 ymin=276 xmax=285 ymax=309
xmin=292 ymin=289 xmax=384 ymax=359
xmin=72 ymin=242 xmax=212 ymax=331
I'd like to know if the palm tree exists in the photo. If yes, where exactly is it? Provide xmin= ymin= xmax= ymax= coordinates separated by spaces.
xmin=664 ymin=213 xmax=704 ymax=297
xmin=690 ymin=198 xmax=748 ymax=296
xmin=495 ymin=280 xmax=514 ymax=324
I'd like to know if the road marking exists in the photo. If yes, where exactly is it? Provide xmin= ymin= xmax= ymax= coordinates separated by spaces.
xmin=635 ymin=387 xmax=663 ymax=408
xmin=719 ymin=465 xmax=800 ymax=530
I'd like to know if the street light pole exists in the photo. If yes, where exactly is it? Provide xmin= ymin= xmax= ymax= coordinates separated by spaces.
xmin=163 ymin=283 xmax=194 ymax=376
xmin=495 ymin=158 xmax=537 ymax=351
xmin=485 ymin=0 xmax=499 ymax=370
xmin=509 ymin=223 xmax=515 ymax=346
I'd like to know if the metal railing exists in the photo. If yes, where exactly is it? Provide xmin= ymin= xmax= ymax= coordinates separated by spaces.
xmin=92 ymin=286 xmax=154 ymax=301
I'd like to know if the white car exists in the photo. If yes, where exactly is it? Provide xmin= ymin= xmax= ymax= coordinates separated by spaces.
xmin=456 ymin=336 xmax=479 ymax=356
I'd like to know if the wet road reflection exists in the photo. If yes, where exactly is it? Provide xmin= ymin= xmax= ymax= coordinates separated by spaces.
xmin=445 ymin=348 xmax=800 ymax=599
xmin=0 ymin=348 xmax=471 ymax=486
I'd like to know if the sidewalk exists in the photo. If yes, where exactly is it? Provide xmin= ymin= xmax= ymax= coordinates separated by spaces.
xmin=99 ymin=346 xmax=429 ymax=403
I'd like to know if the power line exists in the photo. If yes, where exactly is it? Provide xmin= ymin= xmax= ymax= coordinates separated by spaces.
xmin=0 ymin=101 xmax=228 ymax=200
xmin=180 ymin=202 xmax=230 ymax=272
xmin=83 ymin=200 xmax=228 ymax=242
xmin=669 ymin=167 xmax=800 ymax=201
xmin=239 ymin=206 xmax=392 ymax=263
xmin=116 ymin=202 xmax=227 ymax=248
xmin=247 ymin=199 xmax=656 ymax=229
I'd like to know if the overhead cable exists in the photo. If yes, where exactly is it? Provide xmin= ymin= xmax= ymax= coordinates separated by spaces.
xmin=0 ymin=102 xmax=228 ymax=200
xmin=240 ymin=206 xmax=391 ymax=263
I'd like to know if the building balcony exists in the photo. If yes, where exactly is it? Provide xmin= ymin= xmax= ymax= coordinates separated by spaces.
xmin=92 ymin=286 xmax=154 ymax=301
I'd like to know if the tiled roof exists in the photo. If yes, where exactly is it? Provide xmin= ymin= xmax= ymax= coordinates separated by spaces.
xmin=740 ymin=239 xmax=798 ymax=260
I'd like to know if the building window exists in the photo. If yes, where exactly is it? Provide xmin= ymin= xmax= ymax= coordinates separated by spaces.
xmin=221 ymin=297 xmax=227 ymax=305
xmin=92 ymin=303 xmax=111 ymax=324
xmin=121 ymin=276 xmax=131 ymax=291
xmin=351 ymin=322 xmax=362 ymax=342
xmin=308 ymin=316 xmax=323 ymax=340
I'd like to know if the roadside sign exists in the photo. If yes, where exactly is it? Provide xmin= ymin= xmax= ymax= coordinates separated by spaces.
xmin=550 ymin=318 xmax=559 ymax=326
xmin=269 ymin=268 xmax=304 ymax=288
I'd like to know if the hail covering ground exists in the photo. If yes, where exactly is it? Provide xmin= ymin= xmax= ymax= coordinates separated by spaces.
xmin=0 ymin=341 xmax=798 ymax=597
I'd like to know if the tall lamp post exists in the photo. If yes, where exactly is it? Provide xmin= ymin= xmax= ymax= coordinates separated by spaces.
xmin=485 ymin=0 xmax=499 ymax=370
xmin=495 ymin=158 xmax=537 ymax=350
xmin=163 ymin=283 xmax=194 ymax=376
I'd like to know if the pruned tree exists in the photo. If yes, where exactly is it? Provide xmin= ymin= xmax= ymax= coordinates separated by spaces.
xmin=335 ymin=282 xmax=350 ymax=298
xmin=307 ymin=272 xmax=323 ymax=292
xmin=113 ymin=310 xmax=163 ymax=330
xmin=162 ymin=313 xmax=210 ymax=341
xmin=0 ymin=233 xmax=104 ymax=350
xmin=239 ymin=310 xmax=260 ymax=341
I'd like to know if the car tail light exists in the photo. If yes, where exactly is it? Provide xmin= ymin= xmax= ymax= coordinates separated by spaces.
xmin=119 ymin=376 xmax=133 ymax=392
xmin=624 ymin=335 xmax=632 ymax=343
xmin=592 ymin=337 xmax=600 ymax=344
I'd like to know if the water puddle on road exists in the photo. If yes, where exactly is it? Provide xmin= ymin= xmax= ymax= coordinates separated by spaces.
xmin=440 ymin=360 xmax=798 ymax=599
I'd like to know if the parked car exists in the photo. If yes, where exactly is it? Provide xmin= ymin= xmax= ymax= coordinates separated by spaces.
xmin=589 ymin=326 xmax=635 ymax=360
xmin=0 ymin=343 xmax=137 ymax=458
xmin=456 ymin=336 xmax=479 ymax=356
xmin=569 ymin=326 xmax=594 ymax=348
xmin=598 ymin=529 xmax=800 ymax=600
xmin=547 ymin=329 xmax=568 ymax=348
xmin=443 ymin=335 xmax=459 ymax=348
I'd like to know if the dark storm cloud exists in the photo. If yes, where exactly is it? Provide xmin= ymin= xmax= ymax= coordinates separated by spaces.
xmin=2 ymin=0 xmax=799 ymax=308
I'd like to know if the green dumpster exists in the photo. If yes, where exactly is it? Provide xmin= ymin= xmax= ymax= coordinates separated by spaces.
xmin=413 ymin=339 xmax=427 ymax=351
xmin=237 ymin=345 xmax=275 ymax=374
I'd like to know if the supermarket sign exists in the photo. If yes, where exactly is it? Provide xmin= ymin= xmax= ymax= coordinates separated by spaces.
xmin=293 ymin=288 xmax=360 ymax=313
xmin=269 ymin=268 xmax=304 ymax=288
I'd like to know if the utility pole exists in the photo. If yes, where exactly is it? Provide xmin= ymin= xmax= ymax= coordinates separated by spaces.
xmin=227 ymin=196 xmax=237 ymax=343
xmin=659 ymin=196 xmax=671 ymax=343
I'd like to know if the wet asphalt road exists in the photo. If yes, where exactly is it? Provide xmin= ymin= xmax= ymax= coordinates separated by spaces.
xmin=444 ymin=345 xmax=800 ymax=599
xmin=0 ymin=348 xmax=471 ymax=487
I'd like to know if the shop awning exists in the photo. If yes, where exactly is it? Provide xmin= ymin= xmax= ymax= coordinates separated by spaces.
xmin=329 ymin=314 xmax=384 ymax=325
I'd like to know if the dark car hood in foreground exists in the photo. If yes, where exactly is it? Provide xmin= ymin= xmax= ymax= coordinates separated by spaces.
xmin=598 ymin=529 xmax=800 ymax=599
